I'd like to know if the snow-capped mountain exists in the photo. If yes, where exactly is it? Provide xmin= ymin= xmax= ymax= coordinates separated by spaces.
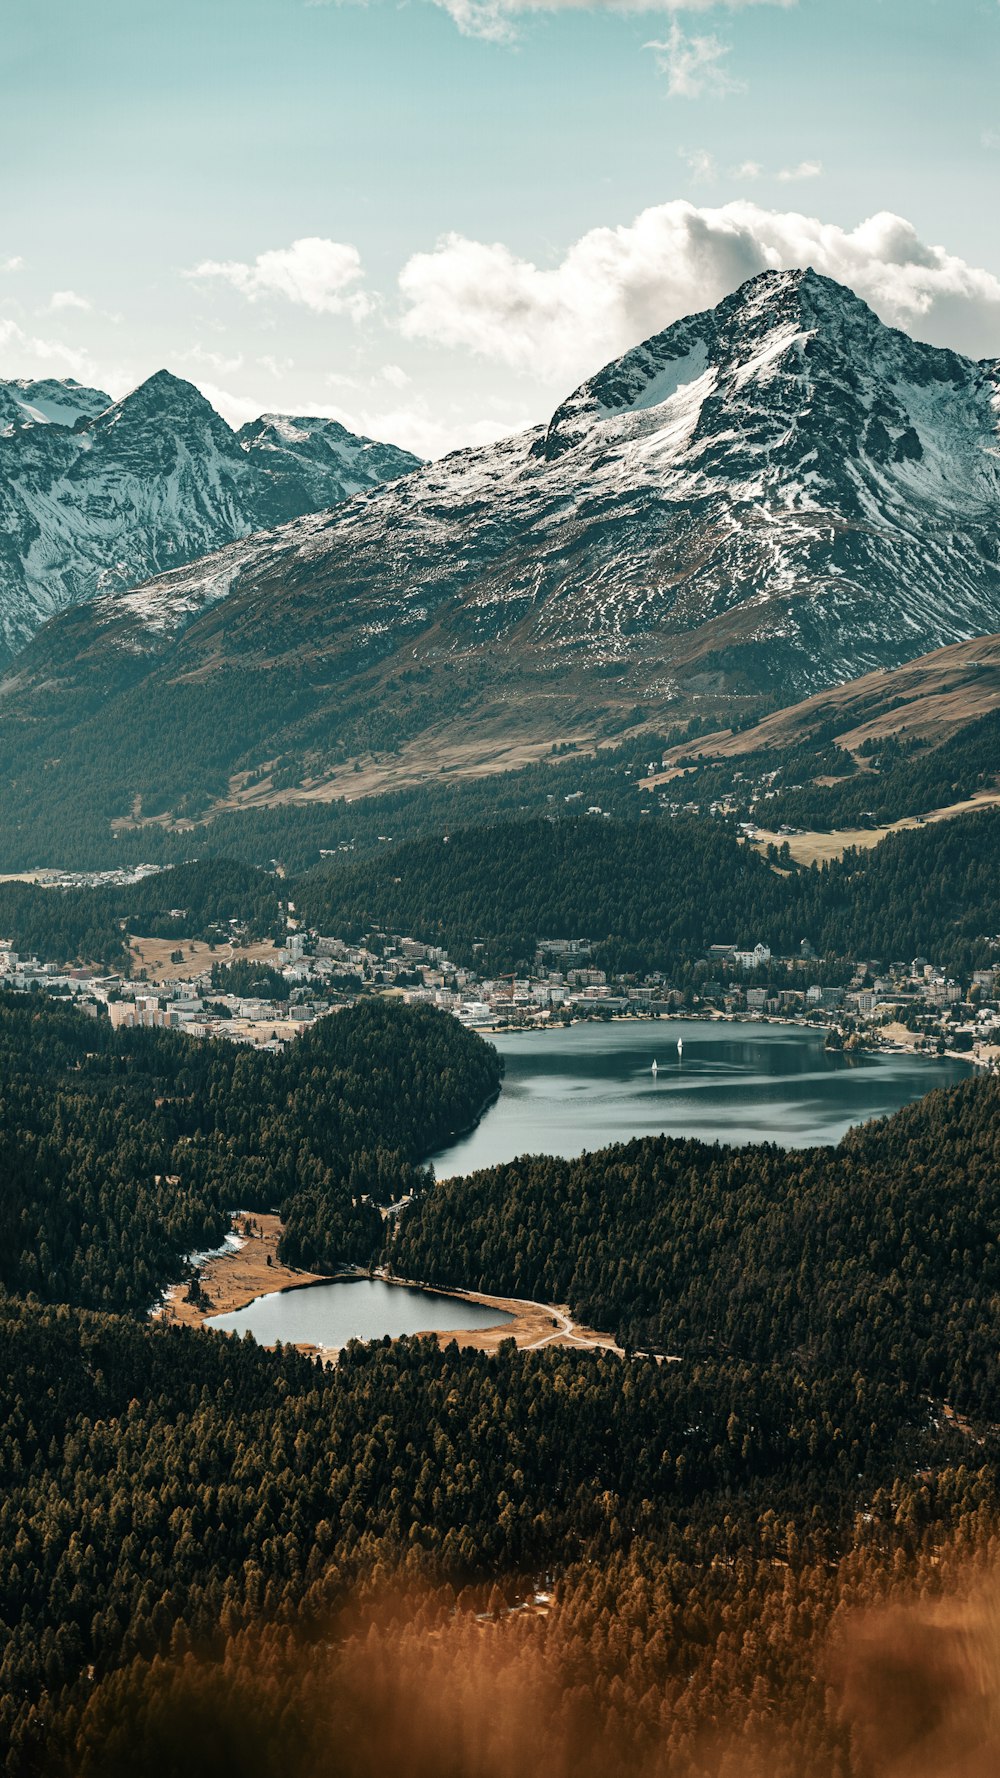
xmin=0 ymin=376 xmax=112 ymax=432
xmin=0 ymin=372 xmax=419 ymax=658
xmin=236 ymin=413 xmax=423 ymax=530
xmin=4 ymin=270 xmax=1000 ymax=828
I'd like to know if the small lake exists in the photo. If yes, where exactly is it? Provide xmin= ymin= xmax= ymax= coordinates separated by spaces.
xmin=431 ymin=1019 xmax=970 ymax=1175
xmin=208 ymin=1276 xmax=512 ymax=1348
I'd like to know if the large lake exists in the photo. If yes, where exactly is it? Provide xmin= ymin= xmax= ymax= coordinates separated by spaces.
xmin=431 ymin=1019 xmax=970 ymax=1176
xmin=208 ymin=1276 xmax=512 ymax=1348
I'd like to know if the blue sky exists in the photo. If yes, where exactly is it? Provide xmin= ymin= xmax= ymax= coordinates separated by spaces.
xmin=1 ymin=0 xmax=998 ymax=454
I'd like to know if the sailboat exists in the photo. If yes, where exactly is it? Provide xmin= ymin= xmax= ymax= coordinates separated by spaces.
xmin=651 ymin=1059 xmax=658 ymax=1076
xmin=677 ymin=1037 xmax=684 ymax=1060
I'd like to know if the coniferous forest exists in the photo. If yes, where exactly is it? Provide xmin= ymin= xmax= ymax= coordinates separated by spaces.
xmin=1 ymin=810 xmax=995 ymax=983
xmin=2 ymin=991 xmax=1000 ymax=1774
xmin=299 ymin=808 xmax=1000 ymax=974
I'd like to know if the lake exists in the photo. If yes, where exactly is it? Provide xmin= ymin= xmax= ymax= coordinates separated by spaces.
xmin=208 ymin=1276 xmax=512 ymax=1348
xmin=431 ymin=1019 xmax=970 ymax=1176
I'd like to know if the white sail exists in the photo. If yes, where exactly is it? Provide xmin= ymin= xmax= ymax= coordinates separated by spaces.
xmin=651 ymin=1060 xmax=658 ymax=1075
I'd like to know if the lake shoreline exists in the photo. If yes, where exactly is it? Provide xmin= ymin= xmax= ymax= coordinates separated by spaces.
xmin=472 ymin=1006 xmax=980 ymax=1067
xmin=153 ymin=1212 xmax=329 ymax=1333
xmin=153 ymin=1018 xmax=970 ymax=1360
xmin=154 ymin=1216 xmax=620 ymax=1363
xmin=431 ymin=1016 xmax=972 ymax=1180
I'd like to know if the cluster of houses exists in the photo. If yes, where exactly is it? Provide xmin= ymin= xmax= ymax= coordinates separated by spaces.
xmin=1 ymin=920 xmax=998 ymax=1064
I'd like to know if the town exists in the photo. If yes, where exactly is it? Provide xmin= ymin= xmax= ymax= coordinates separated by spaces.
xmin=1 ymin=895 xmax=997 ymax=1068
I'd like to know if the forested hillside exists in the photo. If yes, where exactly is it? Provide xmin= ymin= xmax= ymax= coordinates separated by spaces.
xmin=760 ymin=704 xmax=1000 ymax=830
xmin=0 ymin=725 xmax=667 ymax=873
xmin=394 ymin=1074 xmax=1000 ymax=1407
xmin=300 ymin=810 xmax=1000 ymax=973
xmin=3 ymin=808 xmax=996 ymax=981
xmin=0 ymin=993 xmax=501 ymax=1308
xmin=3 ymin=988 xmax=1000 ymax=1773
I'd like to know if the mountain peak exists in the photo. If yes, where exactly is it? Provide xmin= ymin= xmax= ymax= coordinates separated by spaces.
xmin=97 ymin=369 xmax=229 ymax=429
xmin=0 ymin=375 xmax=112 ymax=432
xmin=0 ymin=369 xmax=420 ymax=659
xmin=536 ymin=265 xmax=974 ymax=463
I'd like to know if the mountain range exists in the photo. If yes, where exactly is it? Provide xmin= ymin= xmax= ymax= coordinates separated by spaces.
xmin=1 ymin=267 xmax=999 ymax=844
xmin=0 ymin=371 xmax=420 ymax=658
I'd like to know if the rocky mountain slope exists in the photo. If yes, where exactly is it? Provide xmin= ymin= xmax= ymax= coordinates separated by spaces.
xmin=0 ymin=373 xmax=419 ymax=658
xmin=2 ymin=269 xmax=999 ymax=838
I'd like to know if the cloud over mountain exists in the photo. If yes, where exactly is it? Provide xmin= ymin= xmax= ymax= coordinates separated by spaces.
xmin=398 ymin=200 xmax=1000 ymax=381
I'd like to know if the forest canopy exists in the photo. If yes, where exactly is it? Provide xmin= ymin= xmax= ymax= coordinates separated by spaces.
xmin=0 ymin=992 xmax=501 ymax=1309
xmin=298 ymin=809 xmax=1000 ymax=974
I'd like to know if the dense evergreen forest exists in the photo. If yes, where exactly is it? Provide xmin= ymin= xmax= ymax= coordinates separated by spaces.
xmin=300 ymin=810 xmax=1000 ymax=973
xmin=0 ymin=994 xmax=500 ymax=1307
xmin=207 ymin=958 xmax=290 ymax=1000
xmin=394 ymin=1074 xmax=1000 ymax=1409
xmin=6 ymin=1080 xmax=1000 ymax=1775
xmin=3 ymin=807 xmax=996 ymax=978
xmin=5 ymin=1000 xmax=1000 ymax=1771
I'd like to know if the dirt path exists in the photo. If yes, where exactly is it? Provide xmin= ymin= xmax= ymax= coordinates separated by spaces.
xmin=153 ymin=1215 xmax=625 ymax=1361
xmin=413 ymin=1289 xmax=625 ymax=1358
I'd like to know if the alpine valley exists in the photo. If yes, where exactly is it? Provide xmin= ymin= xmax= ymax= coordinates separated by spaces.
xmin=1 ymin=267 xmax=1000 ymax=849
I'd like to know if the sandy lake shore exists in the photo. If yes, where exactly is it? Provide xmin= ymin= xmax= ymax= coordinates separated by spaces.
xmin=153 ymin=1212 xmax=623 ymax=1363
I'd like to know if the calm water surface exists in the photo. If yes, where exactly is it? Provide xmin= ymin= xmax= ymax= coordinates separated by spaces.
xmin=209 ymin=1277 xmax=512 ymax=1347
xmin=210 ymin=1021 xmax=967 ymax=1349
xmin=432 ymin=1020 xmax=970 ymax=1176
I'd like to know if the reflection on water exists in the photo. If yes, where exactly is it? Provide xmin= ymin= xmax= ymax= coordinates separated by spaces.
xmin=431 ymin=1020 xmax=969 ymax=1176
xmin=208 ymin=1276 xmax=512 ymax=1347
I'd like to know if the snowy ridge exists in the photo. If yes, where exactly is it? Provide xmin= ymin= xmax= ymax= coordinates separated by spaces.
xmin=0 ymin=375 xmax=112 ymax=434
xmin=12 ymin=270 xmax=1000 ymax=736
xmin=0 ymin=372 xmax=420 ymax=660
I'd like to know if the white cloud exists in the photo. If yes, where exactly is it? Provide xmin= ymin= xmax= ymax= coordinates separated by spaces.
xmin=321 ymin=0 xmax=795 ymax=47
xmin=49 ymin=289 xmax=92 ymax=311
xmin=189 ymin=381 xmax=264 ymax=430
xmin=182 ymin=344 xmax=246 ymax=375
xmin=335 ymin=398 xmax=529 ymax=459
xmin=257 ymin=353 xmax=294 ymax=377
xmin=983 ymin=128 xmax=1000 ymax=150
xmin=777 ymin=159 xmax=822 ymax=181
xmin=678 ymin=147 xmax=718 ymax=183
xmin=380 ymin=361 xmax=411 ymax=388
xmin=397 ymin=199 xmax=1000 ymax=384
xmin=2 ymin=255 xmax=24 ymax=273
xmin=733 ymin=160 xmax=762 ymax=179
xmin=186 ymin=237 xmax=371 ymax=320
xmin=0 ymin=315 xmax=104 ymax=383
xmin=646 ymin=22 xmax=743 ymax=97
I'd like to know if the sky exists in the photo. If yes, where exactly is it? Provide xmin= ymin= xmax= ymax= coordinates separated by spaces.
xmin=1 ymin=0 xmax=998 ymax=457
